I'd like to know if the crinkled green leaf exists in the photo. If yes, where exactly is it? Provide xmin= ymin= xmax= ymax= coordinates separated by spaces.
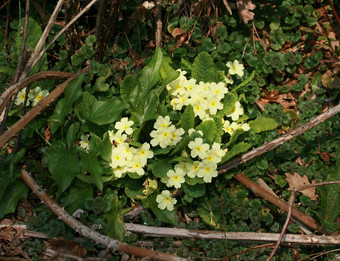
xmin=95 ymin=76 xmax=109 ymax=92
xmin=221 ymin=142 xmax=252 ymax=163
xmin=197 ymin=206 xmax=220 ymax=229
xmin=181 ymin=105 xmax=195 ymax=132
xmin=248 ymin=117 xmax=279 ymax=133
xmin=196 ymin=120 xmax=217 ymax=143
xmin=217 ymin=92 xmax=238 ymax=117
xmin=192 ymin=52 xmax=216 ymax=83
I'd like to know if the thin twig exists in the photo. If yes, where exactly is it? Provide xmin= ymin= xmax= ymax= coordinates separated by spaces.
xmin=19 ymin=0 xmax=65 ymax=81
xmin=267 ymin=181 xmax=340 ymax=260
xmin=327 ymin=0 xmax=340 ymax=25
xmin=223 ymin=243 xmax=275 ymax=261
xmin=267 ymin=192 xmax=295 ymax=261
xmin=31 ymin=0 xmax=99 ymax=71
xmin=20 ymin=169 xmax=186 ymax=261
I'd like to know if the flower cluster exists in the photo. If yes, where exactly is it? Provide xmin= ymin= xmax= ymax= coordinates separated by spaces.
xmin=150 ymin=116 xmax=185 ymax=148
xmin=109 ymin=118 xmax=154 ymax=178
xmin=15 ymin=87 xmax=49 ymax=106
xmin=166 ymin=71 xmax=228 ymax=121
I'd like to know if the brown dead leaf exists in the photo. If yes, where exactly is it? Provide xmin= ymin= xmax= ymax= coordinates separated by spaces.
xmin=44 ymin=238 xmax=87 ymax=258
xmin=285 ymin=172 xmax=317 ymax=200
xmin=171 ymin=27 xmax=185 ymax=37
xmin=322 ymin=70 xmax=333 ymax=87
xmin=259 ymin=90 xmax=297 ymax=111
xmin=236 ymin=0 xmax=256 ymax=24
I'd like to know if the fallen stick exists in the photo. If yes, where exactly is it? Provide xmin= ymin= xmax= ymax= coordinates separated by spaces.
xmin=124 ymin=223 xmax=340 ymax=245
xmin=21 ymin=169 xmax=187 ymax=261
xmin=2 ymin=223 xmax=339 ymax=246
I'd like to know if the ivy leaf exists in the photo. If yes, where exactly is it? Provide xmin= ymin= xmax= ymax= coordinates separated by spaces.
xmin=181 ymin=105 xmax=195 ymax=132
xmin=192 ymin=52 xmax=216 ymax=83
xmin=60 ymin=186 xmax=93 ymax=214
xmin=0 ymin=181 xmax=28 ymax=220
xmin=196 ymin=120 xmax=217 ymax=143
xmin=221 ymin=142 xmax=252 ymax=163
xmin=89 ymin=98 xmax=128 ymax=125
xmin=248 ymin=117 xmax=278 ymax=133
xmin=80 ymin=151 xmax=103 ymax=191
xmin=142 ymin=193 xmax=177 ymax=226
xmin=47 ymin=141 xmax=80 ymax=193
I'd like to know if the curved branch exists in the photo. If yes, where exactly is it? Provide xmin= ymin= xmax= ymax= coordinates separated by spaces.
xmin=21 ymin=169 xmax=186 ymax=261
xmin=0 ymin=71 xmax=75 ymax=114
xmin=0 ymin=69 xmax=83 ymax=149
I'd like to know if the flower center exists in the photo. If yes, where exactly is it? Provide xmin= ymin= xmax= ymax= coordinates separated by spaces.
xmin=164 ymin=197 xmax=170 ymax=202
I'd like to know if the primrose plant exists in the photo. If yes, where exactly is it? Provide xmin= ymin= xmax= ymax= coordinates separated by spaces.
xmin=84 ymin=49 xmax=278 ymax=221
xmin=48 ymin=48 xmax=278 ymax=227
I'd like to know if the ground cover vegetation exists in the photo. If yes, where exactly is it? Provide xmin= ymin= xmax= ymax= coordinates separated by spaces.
xmin=0 ymin=0 xmax=339 ymax=260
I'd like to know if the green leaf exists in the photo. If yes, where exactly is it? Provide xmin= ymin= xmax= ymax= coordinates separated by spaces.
xmin=95 ymin=76 xmax=109 ymax=92
xmin=0 ymin=66 xmax=15 ymax=76
xmin=47 ymin=141 xmax=81 ymax=193
xmin=138 ymin=48 xmax=163 ymax=97
xmin=100 ymin=133 xmax=112 ymax=162
xmin=232 ymin=70 xmax=256 ymax=93
xmin=142 ymin=192 xmax=177 ymax=226
xmin=16 ymin=18 xmax=42 ymax=56
xmin=196 ymin=120 xmax=217 ymax=143
xmin=105 ymin=192 xmax=129 ymax=240
xmin=80 ymin=151 xmax=103 ymax=191
xmin=181 ymin=105 xmax=195 ymax=132
xmin=226 ymin=129 xmax=244 ymax=147
xmin=248 ymin=117 xmax=279 ymax=133
xmin=197 ymin=206 xmax=220 ymax=229
xmin=65 ymin=73 xmax=85 ymax=104
xmin=221 ymin=142 xmax=252 ymax=163
xmin=217 ymin=92 xmax=238 ymax=117
xmin=124 ymin=179 xmax=145 ymax=199
xmin=161 ymin=71 xmax=180 ymax=87
xmin=89 ymin=98 xmax=128 ymax=125
xmin=60 ymin=186 xmax=93 ymax=214
xmin=192 ymin=52 xmax=216 ymax=83
xmin=182 ymin=183 xmax=206 ymax=198
xmin=120 ymin=74 xmax=139 ymax=108
xmin=160 ymin=57 xmax=175 ymax=79
xmin=66 ymin=122 xmax=79 ymax=148
xmin=149 ymin=160 xmax=173 ymax=178
xmin=0 ymin=181 xmax=28 ymax=219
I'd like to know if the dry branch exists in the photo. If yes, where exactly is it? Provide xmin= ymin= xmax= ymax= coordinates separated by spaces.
xmin=218 ymin=103 xmax=340 ymax=174
xmin=21 ymin=169 xmax=187 ymax=261
xmin=124 ymin=223 xmax=340 ymax=245
xmin=0 ymin=68 xmax=86 ymax=149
